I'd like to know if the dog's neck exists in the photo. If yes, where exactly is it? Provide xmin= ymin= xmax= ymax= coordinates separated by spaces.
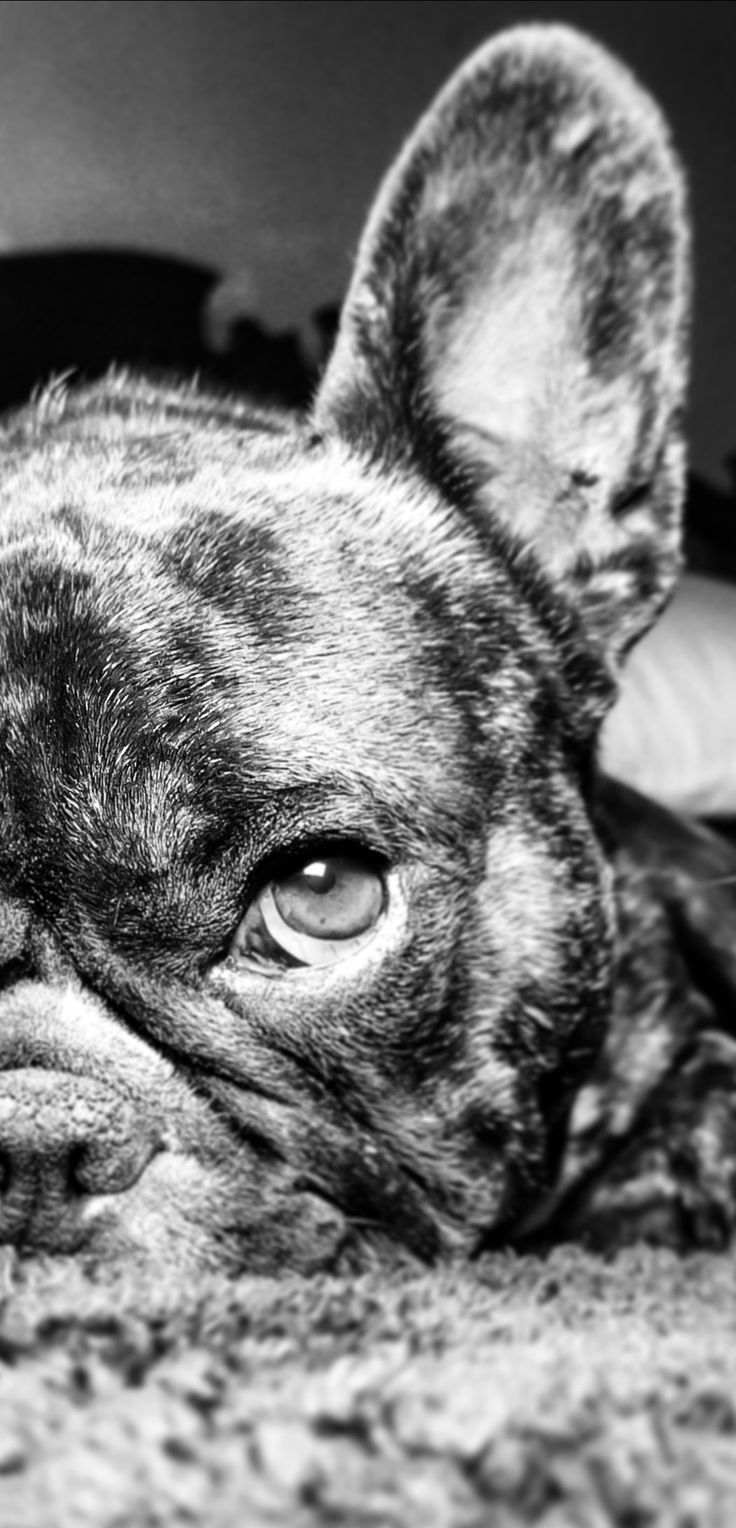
xmin=533 ymin=779 xmax=736 ymax=1248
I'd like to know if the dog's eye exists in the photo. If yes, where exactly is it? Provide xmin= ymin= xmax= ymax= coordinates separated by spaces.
xmin=231 ymin=853 xmax=385 ymax=970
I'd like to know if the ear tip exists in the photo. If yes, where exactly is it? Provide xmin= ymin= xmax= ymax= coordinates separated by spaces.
xmin=448 ymin=22 xmax=653 ymax=92
xmin=442 ymin=25 xmax=676 ymax=148
xmin=437 ymin=21 xmax=688 ymax=240
xmin=458 ymin=25 xmax=676 ymax=124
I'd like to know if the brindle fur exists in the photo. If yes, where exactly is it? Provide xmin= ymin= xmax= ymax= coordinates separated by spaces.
xmin=0 ymin=26 xmax=732 ymax=1274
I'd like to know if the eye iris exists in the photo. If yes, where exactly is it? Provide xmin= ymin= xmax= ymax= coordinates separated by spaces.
xmin=272 ymin=857 xmax=382 ymax=939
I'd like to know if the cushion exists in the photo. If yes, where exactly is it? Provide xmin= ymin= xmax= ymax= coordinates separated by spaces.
xmin=601 ymin=573 xmax=736 ymax=817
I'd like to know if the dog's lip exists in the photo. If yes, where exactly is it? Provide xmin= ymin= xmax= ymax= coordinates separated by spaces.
xmin=0 ymin=1182 xmax=121 ymax=1257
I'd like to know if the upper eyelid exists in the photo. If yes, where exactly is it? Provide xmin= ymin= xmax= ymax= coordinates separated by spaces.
xmin=238 ymin=833 xmax=391 ymax=906
xmin=232 ymin=775 xmax=398 ymax=856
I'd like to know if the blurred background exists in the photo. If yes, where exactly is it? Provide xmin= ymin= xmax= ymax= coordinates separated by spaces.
xmin=0 ymin=0 xmax=733 ymax=539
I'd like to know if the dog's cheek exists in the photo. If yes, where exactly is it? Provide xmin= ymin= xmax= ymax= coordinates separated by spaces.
xmin=321 ymin=808 xmax=613 ymax=1246
xmin=207 ymin=808 xmax=613 ymax=1255
xmin=451 ymin=809 xmax=615 ymax=1228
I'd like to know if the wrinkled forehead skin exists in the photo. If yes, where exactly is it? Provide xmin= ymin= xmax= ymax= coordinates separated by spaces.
xmin=0 ymin=380 xmax=564 ymax=928
xmin=0 ymin=379 xmax=612 ymax=1266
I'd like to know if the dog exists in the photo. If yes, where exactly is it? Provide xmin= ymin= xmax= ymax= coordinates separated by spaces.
xmin=0 ymin=23 xmax=734 ymax=1276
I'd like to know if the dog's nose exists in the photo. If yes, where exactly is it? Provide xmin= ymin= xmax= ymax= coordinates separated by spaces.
xmin=0 ymin=1070 xmax=160 ymax=1249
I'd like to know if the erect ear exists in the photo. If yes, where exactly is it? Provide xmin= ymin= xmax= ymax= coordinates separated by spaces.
xmin=313 ymin=26 xmax=690 ymax=667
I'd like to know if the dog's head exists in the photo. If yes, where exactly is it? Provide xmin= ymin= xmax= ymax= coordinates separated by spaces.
xmin=0 ymin=26 xmax=688 ymax=1272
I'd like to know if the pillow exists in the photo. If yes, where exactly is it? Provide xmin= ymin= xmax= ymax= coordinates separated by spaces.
xmin=601 ymin=574 xmax=736 ymax=817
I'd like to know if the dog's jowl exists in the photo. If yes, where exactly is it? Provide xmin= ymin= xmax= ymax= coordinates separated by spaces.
xmin=0 ymin=25 xmax=734 ymax=1273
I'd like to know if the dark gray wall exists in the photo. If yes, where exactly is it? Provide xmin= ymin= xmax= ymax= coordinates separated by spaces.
xmin=0 ymin=0 xmax=733 ymax=479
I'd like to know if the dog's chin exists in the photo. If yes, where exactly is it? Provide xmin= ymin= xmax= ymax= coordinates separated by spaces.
xmin=2 ymin=1153 xmax=354 ymax=1279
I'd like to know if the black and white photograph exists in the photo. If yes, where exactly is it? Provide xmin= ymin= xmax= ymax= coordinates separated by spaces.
xmin=1 ymin=3 xmax=736 ymax=1523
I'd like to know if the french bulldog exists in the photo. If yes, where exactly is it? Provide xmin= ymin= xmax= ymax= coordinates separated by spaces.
xmin=1 ymin=23 xmax=734 ymax=1276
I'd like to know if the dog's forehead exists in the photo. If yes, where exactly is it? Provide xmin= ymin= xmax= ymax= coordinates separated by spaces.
xmin=0 ymin=400 xmax=506 ymax=910
xmin=0 ymin=415 xmax=475 ymax=728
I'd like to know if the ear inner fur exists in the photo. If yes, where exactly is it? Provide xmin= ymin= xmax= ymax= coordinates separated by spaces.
xmin=315 ymin=25 xmax=690 ymax=667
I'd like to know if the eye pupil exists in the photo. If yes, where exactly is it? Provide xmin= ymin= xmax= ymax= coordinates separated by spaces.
xmin=297 ymin=862 xmax=337 ymax=896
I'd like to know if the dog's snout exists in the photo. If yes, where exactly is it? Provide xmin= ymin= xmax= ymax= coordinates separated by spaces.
xmin=0 ymin=1070 xmax=160 ymax=1250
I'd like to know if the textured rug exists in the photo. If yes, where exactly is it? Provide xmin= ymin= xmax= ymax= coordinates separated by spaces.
xmin=3 ymin=1244 xmax=736 ymax=1527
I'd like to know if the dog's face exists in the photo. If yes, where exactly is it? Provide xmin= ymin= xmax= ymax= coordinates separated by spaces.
xmin=0 ymin=26 xmax=688 ymax=1273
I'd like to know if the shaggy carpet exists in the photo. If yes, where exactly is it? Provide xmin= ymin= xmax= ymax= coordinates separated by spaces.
xmin=3 ymin=1245 xmax=736 ymax=1527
